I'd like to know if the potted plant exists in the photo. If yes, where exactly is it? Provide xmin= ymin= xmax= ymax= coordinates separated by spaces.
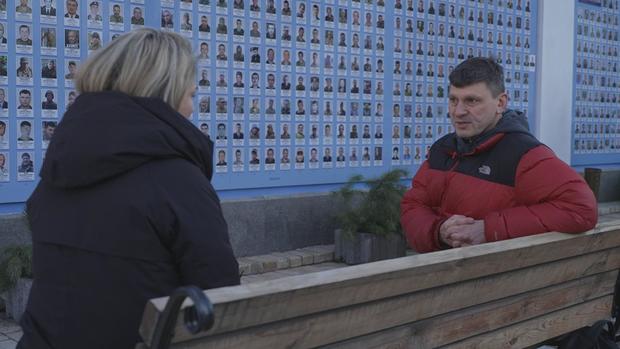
xmin=0 ymin=245 xmax=33 ymax=322
xmin=333 ymin=169 xmax=408 ymax=265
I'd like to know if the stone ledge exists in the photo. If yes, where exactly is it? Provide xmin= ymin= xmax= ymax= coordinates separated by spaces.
xmin=598 ymin=201 xmax=620 ymax=215
xmin=237 ymin=244 xmax=334 ymax=277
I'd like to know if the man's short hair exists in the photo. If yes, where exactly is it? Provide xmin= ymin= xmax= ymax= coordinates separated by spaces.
xmin=20 ymin=120 xmax=31 ymax=128
xmin=19 ymin=25 xmax=30 ymax=32
xmin=68 ymin=61 xmax=77 ymax=67
xmin=20 ymin=89 xmax=31 ymax=96
xmin=45 ymin=90 xmax=54 ymax=98
xmin=449 ymin=57 xmax=505 ymax=97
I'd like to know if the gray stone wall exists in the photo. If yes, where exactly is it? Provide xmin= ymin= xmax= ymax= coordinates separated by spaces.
xmin=0 ymin=193 xmax=346 ymax=257
xmin=0 ymin=213 xmax=31 ymax=250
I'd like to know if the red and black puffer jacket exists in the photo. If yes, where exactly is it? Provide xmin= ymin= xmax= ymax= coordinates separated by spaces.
xmin=401 ymin=110 xmax=598 ymax=253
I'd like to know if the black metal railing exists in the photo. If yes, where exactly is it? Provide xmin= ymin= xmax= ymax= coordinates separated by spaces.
xmin=149 ymin=286 xmax=214 ymax=349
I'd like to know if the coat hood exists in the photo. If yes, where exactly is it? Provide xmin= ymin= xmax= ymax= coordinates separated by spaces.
xmin=40 ymin=91 xmax=213 ymax=188
xmin=455 ymin=109 xmax=531 ymax=154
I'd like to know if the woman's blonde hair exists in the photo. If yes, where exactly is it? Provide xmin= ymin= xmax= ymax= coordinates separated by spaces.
xmin=76 ymin=28 xmax=196 ymax=110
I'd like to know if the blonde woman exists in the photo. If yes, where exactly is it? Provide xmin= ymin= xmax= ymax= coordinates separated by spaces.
xmin=19 ymin=29 xmax=240 ymax=349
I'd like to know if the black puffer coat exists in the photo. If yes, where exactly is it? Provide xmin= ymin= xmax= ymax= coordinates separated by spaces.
xmin=18 ymin=92 xmax=240 ymax=349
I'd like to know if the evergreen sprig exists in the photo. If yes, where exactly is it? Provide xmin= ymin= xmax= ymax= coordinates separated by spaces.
xmin=334 ymin=169 xmax=408 ymax=237
xmin=0 ymin=245 xmax=33 ymax=293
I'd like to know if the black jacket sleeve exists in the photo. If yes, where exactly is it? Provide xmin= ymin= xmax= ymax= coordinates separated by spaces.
xmin=154 ymin=159 xmax=240 ymax=289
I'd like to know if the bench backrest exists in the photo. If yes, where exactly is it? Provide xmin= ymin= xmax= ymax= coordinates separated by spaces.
xmin=138 ymin=215 xmax=620 ymax=349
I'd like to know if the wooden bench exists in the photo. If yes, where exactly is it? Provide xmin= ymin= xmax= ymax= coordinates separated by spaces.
xmin=137 ymin=214 xmax=620 ymax=349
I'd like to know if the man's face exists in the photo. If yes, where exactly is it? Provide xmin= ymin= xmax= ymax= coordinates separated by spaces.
xmin=46 ymin=93 xmax=53 ymax=102
xmin=164 ymin=11 xmax=171 ymax=22
xmin=67 ymin=0 xmax=78 ymax=14
xmin=19 ymin=93 xmax=31 ymax=107
xmin=218 ymin=45 xmax=225 ymax=54
xmin=217 ymin=125 xmax=225 ymax=136
xmin=448 ymin=82 xmax=506 ymax=139
xmin=68 ymin=64 xmax=76 ymax=74
xmin=20 ymin=125 xmax=31 ymax=137
xmin=0 ymin=90 xmax=4 ymax=102
xmin=20 ymin=27 xmax=29 ymax=41
xmin=45 ymin=126 xmax=55 ymax=138
xmin=0 ymin=124 xmax=5 ymax=136
xmin=113 ymin=6 xmax=120 ymax=15
xmin=134 ymin=8 xmax=142 ymax=19
xmin=200 ymin=124 xmax=209 ymax=134
xmin=91 ymin=4 xmax=100 ymax=15
xmin=68 ymin=31 xmax=77 ymax=44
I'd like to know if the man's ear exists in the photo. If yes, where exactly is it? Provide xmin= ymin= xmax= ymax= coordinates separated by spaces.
xmin=497 ymin=92 xmax=508 ymax=113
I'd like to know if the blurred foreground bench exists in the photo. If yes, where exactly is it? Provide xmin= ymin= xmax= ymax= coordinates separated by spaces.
xmin=137 ymin=214 xmax=620 ymax=349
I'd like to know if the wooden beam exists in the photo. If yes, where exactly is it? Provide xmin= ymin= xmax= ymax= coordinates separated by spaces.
xmin=167 ymin=249 xmax=620 ymax=348
xmin=440 ymin=295 xmax=613 ymax=349
xmin=320 ymin=270 xmax=617 ymax=348
xmin=139 ymin=225 xmax=620 ymax=345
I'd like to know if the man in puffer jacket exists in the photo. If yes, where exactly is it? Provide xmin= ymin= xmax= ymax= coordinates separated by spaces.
xmin=401 ymin=57 xmax=597 ymax=253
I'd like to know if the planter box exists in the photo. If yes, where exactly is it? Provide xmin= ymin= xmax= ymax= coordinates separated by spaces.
xmin=334 ymin=229 xmax=406 ymax=265
xmin=584 ymin=168 xmax=620 ymax=203
xmin=6 ymin=277 xmax=32 ymax=322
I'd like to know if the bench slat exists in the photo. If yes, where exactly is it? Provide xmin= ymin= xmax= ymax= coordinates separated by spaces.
xmin=140 ymin=225 xmax=620 ymax=346
xmin=167 ymin=247 xmax=620 ymax=348
xmin=440 ymin=295 xmax=613 ymax=349
xmin=320 ymin=270 xmax=617 ymax=348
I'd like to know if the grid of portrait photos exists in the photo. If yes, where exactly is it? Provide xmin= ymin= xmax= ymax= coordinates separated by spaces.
xmin=0 ymin=0 xmax=539 ymax=199
xmin=182 ymin=0 xmax=538 ymax=187
xmin=0 ymin=0 xmax=145 ymax=201
xmin=1 ymin=0 xmax=146 ymax=200
xmin=395 ymin=0 xmax=536 ymax=164
xmin=573 ymin=0 xmax=620 ymax=163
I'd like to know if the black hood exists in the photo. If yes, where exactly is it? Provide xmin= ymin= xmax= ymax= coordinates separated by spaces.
xmin=456 ymin=109 xmax=531 ymax=154
xmin=40 ymin=91 xmax=213 ymax=188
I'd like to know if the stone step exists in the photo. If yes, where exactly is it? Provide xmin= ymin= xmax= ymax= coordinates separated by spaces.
xmin=237 ymin=244 xmax=335 ymax=277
